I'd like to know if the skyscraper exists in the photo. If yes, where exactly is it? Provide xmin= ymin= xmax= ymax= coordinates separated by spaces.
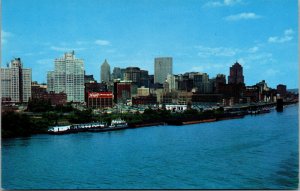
xmin=154 ymin=57 xmax=173 ymax=84
xmin=1 ymin=58 xmax=32 ymax=103
xmin=47 ymin=51 xmax=84 ymax=102
xmin=112 ymin=67 xmax=122 ymax=80
xmin=101 ymin=59 xmax=111 ymax=83
xmin=228 ymin=62 xmax=244 ymax=84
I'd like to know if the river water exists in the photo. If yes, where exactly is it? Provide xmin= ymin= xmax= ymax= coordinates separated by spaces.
xmin=2 ymin=104 xmax=298 ymax=189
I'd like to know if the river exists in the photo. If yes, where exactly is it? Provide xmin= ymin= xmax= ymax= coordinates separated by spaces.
xmin=2 ymin=104 xmax=298 ymax=189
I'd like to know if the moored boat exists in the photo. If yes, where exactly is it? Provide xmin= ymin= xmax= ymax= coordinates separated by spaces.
xmin=109 ymin=118 xmax=128 ymax=128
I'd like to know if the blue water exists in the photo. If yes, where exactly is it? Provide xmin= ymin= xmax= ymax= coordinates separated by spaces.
xmin=2 ymin=104 xmax=299 ymax=189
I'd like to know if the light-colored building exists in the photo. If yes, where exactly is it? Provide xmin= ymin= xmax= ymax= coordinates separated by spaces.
xmin=137 ymin=86 xmax=150 ymax=96
xmin=154 ymin=57 xmax=173 ymax=84
xmin=166 ymin=74 xmax=177 ymax=92
xmin=47 ymin=51 xmax=84 ymax=102
xmin=1 ymin=58 xmax=32 ymax=102
xmin=101 ymin=59 xmax=111 ymax=83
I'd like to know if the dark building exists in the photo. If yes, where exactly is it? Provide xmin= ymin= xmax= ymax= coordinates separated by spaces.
xmin=277 ymin=84 xmax=287 ymax=97
xmin=177 ymin=74 xmax=193 ymax=92
xmin=148 ymin=75 xmax=155 ymax=88
xmin=132 ymin=95 xmax=157 ymax=105
xmin=191 ymin=94 xmax=223 ymax=103
xmin=218 ymin=83 xmax=245 ymax=103
xmin=45 ymin=91 xmax=67 ymax=105
xmin=243 ymin=86 xmax=259 ymax=103
xmin=84 ymin=74 xmax=96 ymax=83
xmin=228 ymin=62 xmax=244 ymax=84
xmin=215 ymin=74 xmax=226 ymax=93
xmin=114 ymin=81 xmax=132 ymax=103
xmin=87 ymin=92 xmax=113 ymax=108
xmin=140 ymin=70 xmax=149 ymax=87
xmin=124 ymin=67 xmax=141 ymax=86
xmin=84 ymin=82 xmax=108 ymax=103
xmin=31 ymin=82 xmax=47 ymax=99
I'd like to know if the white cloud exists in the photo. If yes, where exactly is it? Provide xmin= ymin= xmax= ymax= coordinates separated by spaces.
xmin=1 ymin=30 xmax=13 ymax=45
xmin=248 ymin=46 xmax=259 ymax=53
xmin=204 ymin=0 xmax=241 ymax=7
xmin=95 ymin=40 xmax=111 ymax=46
xmin=225 ymin=12 xmax=261 ymax=21
xmin=196 ymin=45 xmax=238 ymax=57
xmin=268 ymin=29 xmax=294 ymax=43
xmin=50 ymin=46 xmax=86 ymax=52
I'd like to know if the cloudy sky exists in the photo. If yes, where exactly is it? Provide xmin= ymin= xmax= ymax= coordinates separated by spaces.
xmin=2 ymin=0 xmax=298 ymax=88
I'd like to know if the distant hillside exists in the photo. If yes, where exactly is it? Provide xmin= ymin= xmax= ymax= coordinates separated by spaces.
xmin=288 ymin=89 xmax=299 ymax=94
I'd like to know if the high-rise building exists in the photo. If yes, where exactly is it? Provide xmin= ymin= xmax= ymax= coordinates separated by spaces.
xmin=101 ymin=59 xmax=111 ymax=83
xmin=228 ymin=62 xmax=244 ymax=84
xmin=47 ymin=51 xmax=84 ymax=102
xmin=193 ymin=73 xmax=211 ymax=93
xmin=112 ymin=67 xmax=122 ymax=80
xmin=154 ymin=57 xmax=173 ymax=84
xmin=124 ymin=67 xmax=141 ymax=86
xmin=1 ymin=58 xmax=32 ymax=103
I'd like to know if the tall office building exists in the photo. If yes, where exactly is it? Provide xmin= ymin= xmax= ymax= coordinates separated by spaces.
xmin=193 ymin=73 xmax=211 ymax=93
xmin=101 ymin=59 xmax=111 ymax=83
xmin=1 ymin=58 xmax=32 ymax=103
xmin=124 ymin=67 xmax=141 ymax=86
xmin=47 ymin=51 xmax=84 ymax=102
xmin=112 ymin=67 xmax=122 ymax=80
xmin=154 ymin=57 xmax=173 ymax=84
xmin=228 ymin=62 xmax=244 ymax=84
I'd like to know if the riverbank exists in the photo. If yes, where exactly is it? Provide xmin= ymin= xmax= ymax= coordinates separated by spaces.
xmin=2 ymin=101 xmax=298 ymax=138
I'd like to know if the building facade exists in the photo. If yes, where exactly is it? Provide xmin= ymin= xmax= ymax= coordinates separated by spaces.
xmin=154 ymin=57 xmax=173 ymax=84
xmin=87 ymin=92 xmax=113 ymax=108
xmin=47 ymin=51 xmax=84 ymax=102
xmin=1 ymin=58 xmax=32 ymax=103
xmin=101 ymin=59 xmax=111 ymax=83
xmin=228 ymin=62 xmax=244 ymax=84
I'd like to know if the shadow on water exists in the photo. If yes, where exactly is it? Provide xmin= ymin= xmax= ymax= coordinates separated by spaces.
xmin=2 ymin=137 xmax=32 ymax=147
xmin=271 ymin=152 xmax=299 ymax=189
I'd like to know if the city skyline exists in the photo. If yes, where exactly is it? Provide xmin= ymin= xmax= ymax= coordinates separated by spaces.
xmin=2 ymin=0 xmax=298 ymax=88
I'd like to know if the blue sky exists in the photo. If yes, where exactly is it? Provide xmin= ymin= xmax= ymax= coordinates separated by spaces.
xmin=2 ymin=0 xmax=298 ymax=88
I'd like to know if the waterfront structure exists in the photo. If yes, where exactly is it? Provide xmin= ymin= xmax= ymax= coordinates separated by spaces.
xmin=1 ymin=58 xmax=32 ymax=103
xmin=87 ymin=92 xmax=113 ymax=108
xmin=228 ymin=62 xmax=244 ymax=84
xmin=47 ymin=51 xmax=84 ymax=102
xmin=101 ymin=59 xmax=111 ymax=83
xmin=154 ymin=57 xmax=173 ymax=84
xmin=277 ymin=84 xmax=287 ymax=98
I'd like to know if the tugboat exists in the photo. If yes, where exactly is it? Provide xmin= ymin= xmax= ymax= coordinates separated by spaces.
xmin=109 ymin=118 xmax=128 ymax=128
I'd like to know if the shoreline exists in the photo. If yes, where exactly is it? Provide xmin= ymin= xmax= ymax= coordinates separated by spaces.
xmin=2 ymin=102 xmax=298 ymax=138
